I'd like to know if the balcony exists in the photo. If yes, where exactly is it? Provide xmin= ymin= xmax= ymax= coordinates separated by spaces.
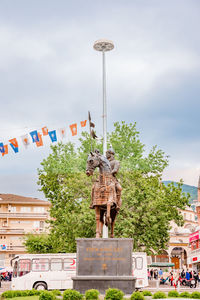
xmin=0 ymin=212 xmax=48 ymax=219
xmin=0 ymin=229 xmax=25 ymax=234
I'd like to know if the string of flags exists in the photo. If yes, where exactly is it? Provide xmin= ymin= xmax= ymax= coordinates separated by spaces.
xmin=0 ymin=119 xmax=87 ymax=157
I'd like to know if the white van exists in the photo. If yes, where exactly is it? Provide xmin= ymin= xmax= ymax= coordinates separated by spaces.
xmin=11 ymin=252 xmax=148 ymax=291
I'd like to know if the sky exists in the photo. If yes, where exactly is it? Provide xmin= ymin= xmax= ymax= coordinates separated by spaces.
xmin=0 ymin=0 xmax=200 ymax=200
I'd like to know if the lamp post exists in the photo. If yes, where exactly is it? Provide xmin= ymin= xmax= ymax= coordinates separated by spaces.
xmin=93 ymin=39 xmax=114 ymax=238
xmin=93 ymin=39 xmax=114 ymax=156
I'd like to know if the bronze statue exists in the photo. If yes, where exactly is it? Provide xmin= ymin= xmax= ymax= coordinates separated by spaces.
xmin=86 ymin=149 xmax=122 ymax=238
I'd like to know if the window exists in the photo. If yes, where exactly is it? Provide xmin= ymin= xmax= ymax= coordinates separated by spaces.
xmin=18 ymin=259 xmax=31 ymax=277
xmin=136 ymin=257 xmax=143 ymax=270
xmin=63 ymin=258 xmax=76 ymax=271
xmin=21 ymin=207 xmax=31 ymax=213
xmin=33 ymin=221 xmax=40 ymax=228
xmin=50 ymin=258 xmax=62 ymax=271
xmin=32 ymin=258 xmax=49 ymax=271
xmin=132 ymin=257 xmax=136 ymax=270
xmin=10 ymin=206 xmax=16 ymax=213
xmin=34 ymin=207 xmax=45 ymax=213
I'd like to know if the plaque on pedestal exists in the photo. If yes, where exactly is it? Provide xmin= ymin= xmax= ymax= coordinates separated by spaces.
xmin=72 ymin=238 xmax=136 ymax=294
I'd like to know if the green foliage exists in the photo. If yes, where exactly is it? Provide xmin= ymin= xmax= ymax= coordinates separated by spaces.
xmin=1 ymin=290 xmax=41 ymax=299
xmin=142 ymin=291 xmax=152 ymax=296
xmin=131 ymin=291 xmax=145 ymax=300
xmin=39 ymin=291 xmax=55 ymax=300
xmin=168 ymin=291 xmax=179 ymax=297
xmin=62 ymin=289 xmax=83 ymax=300
xmin=51 ymin=290 xmax=61 ymax=296
xmin=179 ymin=292 xmax=191 ymax=298
xmin=24 ymin=121 xmax=190 ymax=254
xmin=152 ymin=291 xmax=166 ymax=299
xmin=85 ymin=289 xmax=100 ymax=300
xmin=190 ymin=292 xmax=200 ymax=299
xmin=104 ymin=288 xmax=124 ymax=300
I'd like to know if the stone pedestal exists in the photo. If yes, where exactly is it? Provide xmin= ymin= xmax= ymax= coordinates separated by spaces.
xmin=72 ymin=238 xmax=136 ymax=294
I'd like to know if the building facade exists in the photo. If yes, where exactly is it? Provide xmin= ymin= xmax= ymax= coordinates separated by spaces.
xmin=0 ymin=194 xmax=51 ymax=267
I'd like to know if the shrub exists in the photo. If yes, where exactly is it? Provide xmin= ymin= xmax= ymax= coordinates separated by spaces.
xmin=105 ymin=288 xmax=124 ymax=300
xmin=131 ymin=291 xmax=145 ymax=300
xmin=52 ymin=290 xmax=61 ymax=296
xmin=1 ymin=290 xmax=14 ymax=298
xmin=39 ymin=290 xmax=55 ymax=300
xmin=85 ymin=289 xmax=100 ymax=300
xmin=63 ymin=289 xmax=83 ymax=300
xmin=190 ymin=292 xmax=200 ymax=299
xmin=168 ymin=291 xmax=179 ymax=297
xmin=142 ymin=291 xmax=152 ymax=296
xmin=179 ymin=292 xmax=191 ymax=298
xmin=153 ymin=291 xmax=167 ymax=299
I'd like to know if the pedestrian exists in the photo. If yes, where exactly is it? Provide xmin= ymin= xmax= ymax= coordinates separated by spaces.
xmin=186 ymin=270 xmax=190 ymax=281
xmin=147 ymin=269 xmax=150 ymax=280
xmin=181 ymin=269 xmax=185 ymax=278
xmin=150 ymin=269 xmax=153 ymax=280
xmin=159 ymin=268 xmax=163 ymax=278
xmin=194 ymin=271 xmax=198 ymax=285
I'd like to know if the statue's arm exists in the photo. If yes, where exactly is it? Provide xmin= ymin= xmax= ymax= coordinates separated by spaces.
xmin=112 ymin=160 xmax=120 ymax=176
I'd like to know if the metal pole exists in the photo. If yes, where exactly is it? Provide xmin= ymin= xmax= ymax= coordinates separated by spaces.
xmin=102 ymin=50 xmax=107 ymax=156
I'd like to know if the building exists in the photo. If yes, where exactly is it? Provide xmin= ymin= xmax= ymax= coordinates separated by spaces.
xmin=152 ymin=185 xmax=199 ymax=270
xmin=0 ymin=194 xmax=51 ymax=267
xmin=188 ymin=177 xmax=200 ymax=270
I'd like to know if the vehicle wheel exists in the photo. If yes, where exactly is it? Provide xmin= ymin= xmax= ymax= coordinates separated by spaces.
xmin=182 ymin=280 xmax=186 ymax=286
xmin=34 ymin=282 xmax=47 ymax=290
xmin=190 ymin=283 xmax=196 ymax=288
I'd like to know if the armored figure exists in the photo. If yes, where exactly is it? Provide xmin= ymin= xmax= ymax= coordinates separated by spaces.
xmin=106 ymin=148 xmax=122 ymax=210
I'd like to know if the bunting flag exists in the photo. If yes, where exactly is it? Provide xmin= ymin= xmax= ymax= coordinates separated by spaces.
xmin=59 ymin=128 xmax=66 ymax=139
xmin=30 ymin=130 xmax=39 ymax=143
xmin=21 ymin=134 xmax=30 ymax=148
xmin=0 ymin=143 xmax=5 ymax=153
xmin=69 ymin=123 xmax=77 ymax=136
xmin=9 ymin=138 xmax=19 ymax=153
xmin=2 ymin=145 xmax=8 ymax=157
xmin=42 ymin=126 xmax=48 ymax=136
xmin=80 ymin=120 xmax=87 ymax=127
xmin=48 ymin=130 xmax=57 ymax=142
xmin=36 ymin=133 xmax=43 ymax=147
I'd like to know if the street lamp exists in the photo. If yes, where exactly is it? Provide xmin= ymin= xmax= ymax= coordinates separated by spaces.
xmin=93 ymin=39 xmax=114 ymax=156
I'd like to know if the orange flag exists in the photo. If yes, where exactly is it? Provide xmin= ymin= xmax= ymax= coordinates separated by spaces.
xmin=36 ymin=133 xmax=43 ymax=147
xmin=42 ymin=126 xmax=48 ymax=136
xmin=9 ymin=138 xmax=18 ymax=148
xmin=80 ymin=120 xmax=87 ymax=127
xmin=69 ymin=123 xmax=77 ymax=136
xmin=2 ymin=145 xmax=8 ymax=157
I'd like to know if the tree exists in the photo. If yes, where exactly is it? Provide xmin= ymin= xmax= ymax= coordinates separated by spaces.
xmin=24 ymin=121 xmax=189 ymax=254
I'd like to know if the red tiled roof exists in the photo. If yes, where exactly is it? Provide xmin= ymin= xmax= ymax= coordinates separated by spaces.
xmin=0 ymin=194 xmax=51 ymax=206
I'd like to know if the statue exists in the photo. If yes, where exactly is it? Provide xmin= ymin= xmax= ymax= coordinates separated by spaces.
xmin=86 ymin=149 xmax=122 ymax=238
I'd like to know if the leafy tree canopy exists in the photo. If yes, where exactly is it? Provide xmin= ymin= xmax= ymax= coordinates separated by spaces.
xmin=24 ymin=121 xmax=189 ymax=254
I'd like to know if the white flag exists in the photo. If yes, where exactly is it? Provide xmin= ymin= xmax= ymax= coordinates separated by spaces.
xmin=21 ymin=134 xmax=30 ymax=148
xmin=59 ymin=128 xmax=66 ymax=139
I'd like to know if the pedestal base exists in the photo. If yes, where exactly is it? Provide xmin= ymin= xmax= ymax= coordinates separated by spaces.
xmin=72 ymin=276 xmax=136 ymax=294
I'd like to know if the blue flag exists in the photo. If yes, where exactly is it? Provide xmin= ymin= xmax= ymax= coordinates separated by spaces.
xmin=30 ymin=130 xmax=39 ymax=143
xmin=48 ymin=130 xmax=57 ymax=142
xmin=10 ymin=143 xmax=19 ymax=153
xmin=0 ymin=143 xmax=5 ymax=153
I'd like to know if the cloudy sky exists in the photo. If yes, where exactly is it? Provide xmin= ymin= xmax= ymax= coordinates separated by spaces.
xmin=0 ymin=0 xmax=200 ymax=199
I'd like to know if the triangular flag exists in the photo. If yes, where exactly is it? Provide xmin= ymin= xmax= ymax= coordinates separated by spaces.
xmin=0 ymin=143 xmax=5 ymax=153
xmin=42 ymin=126 xmax=48 ymax=136
xmin=59 ymin=128 xmax=66 ymax=139
xmin=2 ymin=145 xmax=8 ymax=157
xmin=48 ymin=130 xmax=57 ymax=142
xmin=36 ymin=133 xmax=43 ymax=147
xmin=21 ymin=134 xmax=30 ymax=148
xmin=9 ymin=138 xmax=19 ymax=153
xmin=30 ymin=130 xmax=39 ymax=143
xmin=69 ymin=123 xmax=77 ymax=136
xmin=80 ymin=120 xmax=87 ymax=127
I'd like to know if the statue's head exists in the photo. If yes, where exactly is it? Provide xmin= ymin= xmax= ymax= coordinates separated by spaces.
xmin=106 ymin=148 xmax=115 ymax=159
xmin=86 ymin=152 xmax=100 ymax=176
